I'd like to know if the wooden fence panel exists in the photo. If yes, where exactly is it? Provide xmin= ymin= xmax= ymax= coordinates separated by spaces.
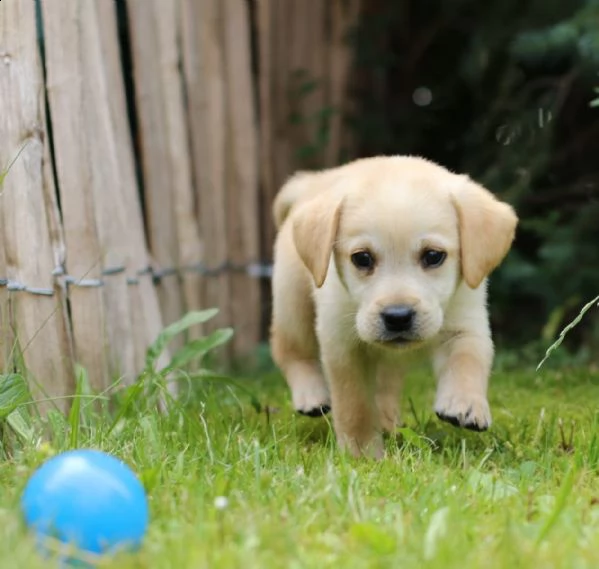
xmin=1 ymin=0 xmax=359 ymax=402
xmin=127 ymin=0 xmax=184 ymax=353
xmin=271 ymin=0 xmax=292 ymax=203
xmin=325 ymin=0 xmax=362 ymax=167
xmin=152 ymin=0 xmax=205 ymax=346
xmin=223 ymin=0 xmax=261 ymax=355
xmin=42 ymin=1 xmax=166 ymax=386
xmin=0 ymin=221 xmax=9 ymax=371
xmin=0 ymin=0 xmax=74 ymax=408
xmin=181 ymin=0 xmax=232 ymax=345
xmin=180 ymin=0 xmax=263 ymax=356
xmin=256 ymin=0 xmax=361 ymax=255
xmin=83 ymin=0 xmax=166 ymax=377
xmin=127 ymin=0 xmax=205 ymax=354
xmin=256 ymin=0 xmax=277 ymax=253
xmin=42 ymin=0 xmax=110 ymax=391
xmin=289 ymin=0 xmax=327 ymax=167
xmin=0 ymin=158 xmax=11 ymax=371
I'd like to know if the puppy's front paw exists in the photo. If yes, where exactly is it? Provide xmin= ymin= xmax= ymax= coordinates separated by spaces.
xmin=292 ymin=383 xmax=331 ymax=417
xmin=434 ymin=392 xmax=491 ymax=431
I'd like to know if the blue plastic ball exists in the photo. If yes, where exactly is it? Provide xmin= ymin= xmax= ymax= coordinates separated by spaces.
xmin=21 ymin=449 xmax=149 ymax=557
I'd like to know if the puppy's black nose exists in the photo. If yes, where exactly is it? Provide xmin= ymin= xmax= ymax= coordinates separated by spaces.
xmin=381 ymin=305 xmax=415 ymax=333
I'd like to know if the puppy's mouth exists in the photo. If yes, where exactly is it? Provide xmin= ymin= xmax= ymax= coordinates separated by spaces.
xmin=377 ymin=333 xmax=422 ymax=347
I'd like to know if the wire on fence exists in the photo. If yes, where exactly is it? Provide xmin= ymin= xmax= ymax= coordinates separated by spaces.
xmin=0 ymin=261 xmax=273 ymax=297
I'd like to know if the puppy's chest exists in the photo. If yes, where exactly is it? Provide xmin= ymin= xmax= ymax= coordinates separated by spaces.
xmin=368 ymin=343 xmax=432 ymax=370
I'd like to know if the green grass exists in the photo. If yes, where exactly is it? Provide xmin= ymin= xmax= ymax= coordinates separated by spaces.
xmin=1 ymin=361 xmax=599 ymax=568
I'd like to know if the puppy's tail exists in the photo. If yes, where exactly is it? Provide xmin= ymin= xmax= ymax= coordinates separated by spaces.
xmin=272 ymin=171 xmax=312 ymax=229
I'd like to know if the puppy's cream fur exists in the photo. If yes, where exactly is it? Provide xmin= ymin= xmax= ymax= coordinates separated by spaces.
xmin=270 ymin=156 xmax=518 ymax=458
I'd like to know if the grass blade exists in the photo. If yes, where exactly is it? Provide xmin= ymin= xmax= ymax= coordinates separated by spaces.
xmin=0 ymin=142 xmax=29 ymax=187
xmin=537 ymin=295 xmax=599 ymax=370
xmin=68 ymin=368 xmax=85 ymax=448
xmin=535 ymin=467 xmax=576 ymax=544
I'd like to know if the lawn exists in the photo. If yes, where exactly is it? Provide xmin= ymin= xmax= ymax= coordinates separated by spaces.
xmin=1 ymin=358 xmax=599 ymax=568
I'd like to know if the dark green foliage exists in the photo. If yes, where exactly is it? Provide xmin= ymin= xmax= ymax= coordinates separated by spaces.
xmin=345 ymin=0 xmax=599 ymax=358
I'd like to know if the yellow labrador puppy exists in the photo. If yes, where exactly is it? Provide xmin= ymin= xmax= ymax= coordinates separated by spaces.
xmin=270 ymin=156 xmax=518 ymax=458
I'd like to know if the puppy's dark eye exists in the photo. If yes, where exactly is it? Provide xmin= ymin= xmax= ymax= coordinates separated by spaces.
xmin=421 ymin=249 xmax=446 ymax=268
xmin=351 ymin=250 xmax=375 ymax=271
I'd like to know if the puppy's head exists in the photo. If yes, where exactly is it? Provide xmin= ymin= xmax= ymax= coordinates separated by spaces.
xmin=288 ymin=157 xmax=517 ymax=348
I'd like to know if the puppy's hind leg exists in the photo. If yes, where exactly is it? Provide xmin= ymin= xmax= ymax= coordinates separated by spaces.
xmin=270 ymin=234 xmax=330 ymax=416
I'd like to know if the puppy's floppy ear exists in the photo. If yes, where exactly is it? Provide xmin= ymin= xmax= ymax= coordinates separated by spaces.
xmin=272 ymin=171 xmax=313 ymax=229
xmin=451 ymin=177 xmax=518 ymax=289
xmin=291 ymin=194 xmax=343 ymax=288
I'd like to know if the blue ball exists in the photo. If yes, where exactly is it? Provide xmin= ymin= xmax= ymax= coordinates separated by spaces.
xmin=21 ymin=449 xmax=149 ymax=557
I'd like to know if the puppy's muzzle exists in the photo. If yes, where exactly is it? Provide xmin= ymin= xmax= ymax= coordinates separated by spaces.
xmin=380 ymin=304 xmax=415 ymax=340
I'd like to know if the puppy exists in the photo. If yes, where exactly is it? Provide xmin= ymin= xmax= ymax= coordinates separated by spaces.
xmin=270 ymin=156 xmax=518 ymax=458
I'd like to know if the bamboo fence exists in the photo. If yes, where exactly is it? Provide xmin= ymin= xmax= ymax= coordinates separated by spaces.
xmin=0 ymin=0 xmax=360 ymax=408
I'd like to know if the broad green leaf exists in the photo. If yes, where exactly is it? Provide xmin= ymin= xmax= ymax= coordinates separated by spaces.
xmin=0 ymin=374 xmax=30 ymax=418
xmin=6 ymin=408 xmax=34 ymax=442
xmin=164 ymin=328 xmax=234 ymax=372
xmin=146 ymin=309 xmax=219 ymax=367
